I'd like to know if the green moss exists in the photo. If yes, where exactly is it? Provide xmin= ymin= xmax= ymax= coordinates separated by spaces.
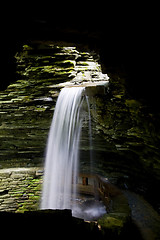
xmin=99 ymin=215 xmax=123 ymax=228
xmin=78 ymin=61 xmax=89 ymax=66
xmin=125 ymin=99 xmax=141 ymax=113
xmin=25 ymin=106 xmax=47 ymax=112
xmin=16 ymin=207 xmax=28 ymax=213
xmin=98 ymin=213 xmax=127 ymax=237
xmin=23 ymin=45 xmax=33 ymax=51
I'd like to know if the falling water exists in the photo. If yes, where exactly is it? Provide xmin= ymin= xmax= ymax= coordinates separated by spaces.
xmin=41 ymin=87 xmax=85 ymax=210
xmin=86 ymin=96 xmax=93 ymax=174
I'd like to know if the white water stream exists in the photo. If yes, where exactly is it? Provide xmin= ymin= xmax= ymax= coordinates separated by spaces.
xmin=41 ymin=86 xmax=107 ymax=220
xmin=41 ymin=87 xmax=85 ymax=210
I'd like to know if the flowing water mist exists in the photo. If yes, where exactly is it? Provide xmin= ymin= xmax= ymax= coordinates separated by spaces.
xmin=41 ymin=87 xmax=85 ymax=210
xmin=86 ymin=96 xmax=93 ymax=174
xmin=41 ymin=86 xmax=107 ymax=220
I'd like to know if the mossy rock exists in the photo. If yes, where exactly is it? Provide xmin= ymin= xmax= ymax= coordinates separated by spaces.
xmin=98 ymin=191 xmax=131 ymax=239
xmin=98 ymin=214 xmax=123 ymax=228
xmin=98 ymin=213 xmax=130 ymax=238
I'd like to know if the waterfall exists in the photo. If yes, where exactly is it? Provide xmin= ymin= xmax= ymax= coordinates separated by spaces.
xmin=41 ymin=87 xmax=85 ymax=210
xmin=86 ymin=96 xmax=93 ymax=174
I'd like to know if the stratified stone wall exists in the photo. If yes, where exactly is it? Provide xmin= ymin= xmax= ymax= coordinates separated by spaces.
xmin=0 ymin=168 xmax=43 ymax=212
xmin=0 ymin=41 xmax=108 ymax=169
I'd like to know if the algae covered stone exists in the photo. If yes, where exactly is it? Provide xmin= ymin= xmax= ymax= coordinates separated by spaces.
xmin=98 ymin=213 xmax=127 ymax=238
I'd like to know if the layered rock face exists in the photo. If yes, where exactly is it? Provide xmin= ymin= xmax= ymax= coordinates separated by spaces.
xmin=0 ymin=41 xmax=108 ymax=168
xmin=0 ymin=168 xmax=42 ymax=212
xmin=89 ymin=75 xmax=160 ymax=212
xmin=0 ymin=41 xmax=160 ymax=213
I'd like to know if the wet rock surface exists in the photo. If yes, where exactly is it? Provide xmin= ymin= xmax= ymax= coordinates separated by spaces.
xmin=0 ymin=167 xmax=160 ymax=239
xmin=1 ymin=40 xmax=160 ymax=239
xmin=1 ymin=41 xmax=160 ymax=206
xmin=0 ymin=41 xmax=107 ymax=168
xmin=88 ymin=74 xmax=160 ymax=213
xmin=124 ymin=191 xmax=160 ymax=240
xmin=0 ymin=168 xmax=43 ymax=212
xmin=0 ymin=167 xmax=135 ymax=239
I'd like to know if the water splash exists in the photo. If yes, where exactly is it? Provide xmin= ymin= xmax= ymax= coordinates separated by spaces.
xmin=73 ymin=199 xmax=107 ymax=221
xmin=41 ymin=87 xmax=85 ymax=210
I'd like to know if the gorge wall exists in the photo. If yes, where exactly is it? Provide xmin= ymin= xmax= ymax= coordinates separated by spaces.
xmin=0 ymin=168 xmax=42 ymax=212
xmin=0 ymin=39 xmax=160 ymax=215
